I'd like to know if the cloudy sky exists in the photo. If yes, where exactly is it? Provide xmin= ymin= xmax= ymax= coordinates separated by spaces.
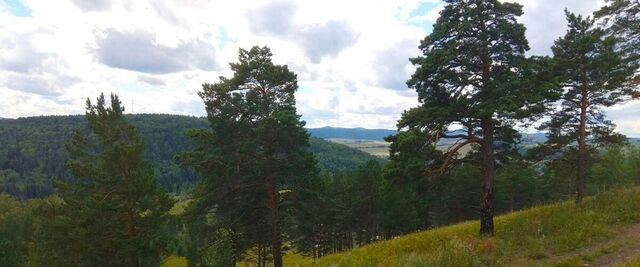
xmin=1 ymin=0 xmax=638 ymax=135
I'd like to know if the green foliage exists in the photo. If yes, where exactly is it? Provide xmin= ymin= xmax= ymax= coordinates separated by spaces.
xmin=181 ymin=46 xmax=317 ymax=267
xmin=539 ymin=10 xmax=638 ymax=201
xmin=0 ymin=115 xmax=377 ymax=199
xmin=308 ymin=136 xmax=385 ymax=174
xmin=595 ymin=0 xmax=640 ymax=72
xmin=46 ymin=93 xmax=174 ymax=266
xmin=590 ymin=145 xmax=639 ymax=193
xmin=0 ymin=114 xmax=204 ymax=198
xmin=494 ymin=160 xmax=553 ymax=212
xmin=290 ymin=160 xmax=387 ymax=258
xmin=200 ymin=231 xmax=235 ymax=267
xmin=543 ymin=11 xmax=636 ymax=148
xmin=395 ymin=0 xmax=559 ymax=235
xmin=0 ymin=193 xmax=29 ymax=267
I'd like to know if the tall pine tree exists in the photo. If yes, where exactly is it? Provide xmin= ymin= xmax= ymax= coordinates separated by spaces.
xmin=181 ymin=46 xmax=317 ymax=267
xmin=541 ymin=11 xmax=638 ymax=202
xmin=57 ymin=93 xmax=173 ymax=266
xmin=396 ymin=0 xmax=557 ymax=236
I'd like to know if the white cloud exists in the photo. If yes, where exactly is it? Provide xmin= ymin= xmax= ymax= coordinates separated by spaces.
xmin=507 ymin=0 xmax=605 ymax=55
xmin=0 ymin=0 xmax=638 ymax=137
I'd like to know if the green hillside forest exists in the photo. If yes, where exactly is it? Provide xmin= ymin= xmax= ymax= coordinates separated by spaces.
xmin=0 ymin=114 xmax=381 ymax=198
xmin=1 ymin=0 xmax=639 ymax=266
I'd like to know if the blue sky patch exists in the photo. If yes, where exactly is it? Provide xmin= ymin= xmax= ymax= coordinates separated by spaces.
xmin=217 ymin=26 xmax=238 ymax=49
xmin=409 ymin=2 xmax=440 ymax=17
xmin=3 ymin=0 xmax=31 ymax=17
xmin=218 ymin=27 xmax=228 ymax=48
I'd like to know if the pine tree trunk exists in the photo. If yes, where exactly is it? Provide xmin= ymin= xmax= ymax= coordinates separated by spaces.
xmin=268 ymin=185 xmax=283 ymax=267
xmin=122 ymin=168 xmax=138 ymax=267
xmin=480 ymin=118 xmax=495 ymax=237
xmin=576 ymin=88 xmax=589 ymax=203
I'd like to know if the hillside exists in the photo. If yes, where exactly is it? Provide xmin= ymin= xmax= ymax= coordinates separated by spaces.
xmin=285 ymin=186 xmax=640 ymax=267
xmin=0 ymin=114 xmax=379 ymax=198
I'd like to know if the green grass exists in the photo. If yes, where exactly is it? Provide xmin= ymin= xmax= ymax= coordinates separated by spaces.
xmin=168 ymin=198 xmax=191 ymax=216
xmin=161 ymin=255 xmax=187 ymax=267
xmin=289 ymin=186 xmax=640 ymax=267
xmin=325 ymin=138 xmax=473 ymax=158
xmin=618 ymin=254 xmax=640 ymax=267
xmin=326 ymin=139 xmax=390 ymax=157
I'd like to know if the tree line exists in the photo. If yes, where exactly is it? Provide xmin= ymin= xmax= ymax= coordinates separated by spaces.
xmin=1 ymin=0 xmax=639 ymax=266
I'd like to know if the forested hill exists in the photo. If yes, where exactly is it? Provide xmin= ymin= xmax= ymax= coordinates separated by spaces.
xmin=0 ymin=114 xmax=379 ymax=199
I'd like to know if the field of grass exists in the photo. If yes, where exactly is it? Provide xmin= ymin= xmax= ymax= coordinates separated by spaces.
xmin=326 ymin=138 xmax=474 ymax=158
xmin=288 ymin=186 xmax=640 ymax=267
xmin=619 ymin=254 xmax=640 ymax=266
xmin=326 ymin=139 xmax=390 ymax=157
xmin=161 ymin=255 xmax=188 ymax=267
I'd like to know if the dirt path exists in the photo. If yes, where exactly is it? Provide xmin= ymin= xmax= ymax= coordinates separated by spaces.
xmin=591 ymin=223 xmax=640 ymax=267
xmin=533 ymin=222 xmax=640 ymax=266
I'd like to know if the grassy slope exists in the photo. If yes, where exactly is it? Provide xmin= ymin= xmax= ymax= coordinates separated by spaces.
xmin=619 ymin=255 xmax=640 ymax=267
xmin=289 ymin=186 xmax=640 ymax=267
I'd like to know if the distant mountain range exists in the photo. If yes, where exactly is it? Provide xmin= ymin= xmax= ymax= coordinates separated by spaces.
xmin=307 ymin=126 xmax=552 ymax=144
xmin=307 ymin=127 xmax=397 ymax=141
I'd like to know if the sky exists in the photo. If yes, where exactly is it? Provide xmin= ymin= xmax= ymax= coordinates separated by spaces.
xmin=1 ymin=0 xmax=638 ymax=136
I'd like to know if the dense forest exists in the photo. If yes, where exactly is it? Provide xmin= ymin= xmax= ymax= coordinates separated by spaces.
xmin=0 ymin=0 xmax=638 ymax=266
xmin=0 ymin=114 xmax=381 ymax=198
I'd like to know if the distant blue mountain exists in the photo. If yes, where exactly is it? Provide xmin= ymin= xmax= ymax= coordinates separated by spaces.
xmin=307 ymin=127 xmax=557 ymax=144
xmin=307 ymin=127 xmax=397 ymax=141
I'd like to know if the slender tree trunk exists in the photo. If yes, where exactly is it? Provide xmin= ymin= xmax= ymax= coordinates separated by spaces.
xmin=576 ymin=88 xmax=589 ymax=203
xmin=480 ymin=118 xmax=495 ymax=237
xmin=262 ymin=120 xmax=283 ymax=267
xmin=267 ymin=185 xmax=283 ymax=267
xmin=122 ymin=168 xmax=138 ymax=267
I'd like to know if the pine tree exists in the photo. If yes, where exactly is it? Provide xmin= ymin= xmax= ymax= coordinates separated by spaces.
xmin=541 ymin=11 xmax=638 ymax=202
xmin=595 ymin=0 xmax=639 ymax=93
xmin=181 ymin=46 xmax=317 ymax=267
xmin=396 ymin=0 xmax=558 ymax=236
xmin=57 ymin=93 xmax=173 ymax=266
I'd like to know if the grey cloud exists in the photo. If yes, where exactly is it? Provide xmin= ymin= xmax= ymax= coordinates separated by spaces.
xmin=343 ymin=81 xmax=358 ymax=92
xmin=396 ymin=89 xmax=418 ymax=98
xmin=519 ymin=0 xmax=602 ymax=55
xmin=0 ymin=32 xmax=80 ymax=96
xmin=0 ymin=33 xmax=56 ymax=74
xmin=94 ymin=29 xmax=218 ymax=74
xmin=327 ymin=95 xmax=339 ymax=109
xmin=71 ymin=0 xmax=112 ymax=12
xmin=298 ymin=21 xmax=358 ymax=63
xmin=4 ymin=73 xmax=80 ymax=97
xmin=606 ymin=105 xmax=640 ymax=121
xmin=248 ymin=1 xmax=358 ymax=63
xmin=373 ymin=39 xmax=419 ymax=90
xmin=348 ymin=104 xmax=405 ymax=116
xmin=137 ymin=75 xmax=166 ymax=86
xmin=248 ymin=1 xmax=296 ymax=36
xmin=171 ymin=99 xmax=205 ymax=116
xmin=289 ymin=63 xmax=318 ymax=81
xmin=151 ymin=0 xmax=182 ymax=25
xmin=298 ymin=102 xmax=339 ymax=122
